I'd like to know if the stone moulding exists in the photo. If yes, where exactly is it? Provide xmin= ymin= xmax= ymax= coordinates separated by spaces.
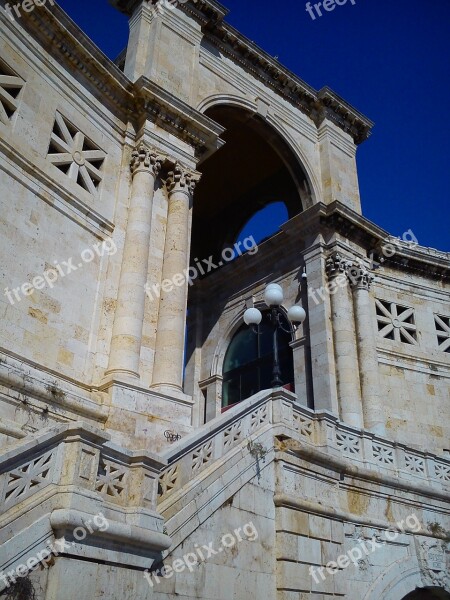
xmin=298 ymin=201 xmax=450 ymax=281
xmin=0 ymin=137 xmax=115 ymax=236
xmin=5 ymin=3 xmax=225 ymax=160
xmin=0 ymin=353 xmax=108 ymax=424
xmin=12 ymin=0 xmax=373 ymax=147
xmin=135 ymin=76 xmax=226 ymax=158
xmin=272 ymin=494 xmax=445 ymax=541
xmin=50 ymin=508 xmax=171 ymax=552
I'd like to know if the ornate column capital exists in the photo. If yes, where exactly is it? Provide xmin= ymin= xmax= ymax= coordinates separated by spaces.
xmin=326 ymin=252 xmax=374 ymax=291
xmin=166 ymin=162 xmax=201 ymax=197
xmin=325 ymin=252 xmax=352 ymax=280
xmin=130 ymin=144 xmax=164 ymax=178
xmin=347 ymin=262 xmax=375 ymax=291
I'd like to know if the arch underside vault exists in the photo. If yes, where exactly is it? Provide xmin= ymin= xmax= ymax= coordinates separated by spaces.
xmin=191 ymin=104 xmax=314 ymax=261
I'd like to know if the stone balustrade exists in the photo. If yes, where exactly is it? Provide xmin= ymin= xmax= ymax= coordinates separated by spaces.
xmin=158 ymin=389 xmax=450 ymax=503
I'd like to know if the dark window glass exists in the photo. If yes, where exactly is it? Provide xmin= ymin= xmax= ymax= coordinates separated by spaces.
xmin=222 ymin=311 xmax=294 ymax=408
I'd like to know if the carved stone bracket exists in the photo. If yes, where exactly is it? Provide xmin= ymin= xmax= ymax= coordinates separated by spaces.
xmin=130 ymin=144 xmax=164 ymax=178
xmin=166 ymin=161 xmax=201 ymax=197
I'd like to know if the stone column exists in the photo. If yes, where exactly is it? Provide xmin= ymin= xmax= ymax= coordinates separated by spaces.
xmin=151 ymin=162 xmax=200 ymax=392
xmin=326 ymin=252 xmax=364 ymax=429
xmin=349 ymin=263 xmax=385 ymax=435
xmin=106 ymin=144 xmax=163 ymax=380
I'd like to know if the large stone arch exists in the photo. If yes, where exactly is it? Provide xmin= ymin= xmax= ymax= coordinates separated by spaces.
xmin=364 ymin=556 xmax=450 ymax=600
xmin=197 ymin=93 xmax=320 ymax=207
xmin=191 ymin=97 xmax=320 ymax=260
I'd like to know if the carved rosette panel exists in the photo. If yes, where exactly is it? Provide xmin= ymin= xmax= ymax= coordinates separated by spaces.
xmin=158 ymin=465 xmax=179 ymax=500
xmin=293 ymin=413 xmax=313 ymax=439
xmin=435 ymin=314 xmax=450 ymax=353
xmin=223 ymin=421 xmax=243 ymax=451
xmin=375 ymin=299 xmax=417 ymax=344
xmin=47 ymin=112 xmax=106 ymax=195
xmin=250 ymin=404 xmax=269 ymax=432
xmin=336 ymin=431 xmax=361 ymax=456
xmin=130 ymin=144 xmax=163 ymax=178
xmin=191 ymin=441 xmax=213 ymax=473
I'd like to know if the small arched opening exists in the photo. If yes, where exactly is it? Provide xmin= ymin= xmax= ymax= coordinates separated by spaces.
xmin=222 ymin=310 xmax=294 ymax=411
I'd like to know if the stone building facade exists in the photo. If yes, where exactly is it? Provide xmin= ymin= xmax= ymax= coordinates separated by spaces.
xmin=0 ymin=1 xmax=448 ymax=599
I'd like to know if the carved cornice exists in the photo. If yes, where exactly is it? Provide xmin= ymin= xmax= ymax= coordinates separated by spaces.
xmin=111 ymin=0 xmax=229 ymax=24
xmin=109 ymin=1 xmax=373 ymax=144
xmin=192 ymin=9 xmax=373 ymax=144
xmin=300 ymin=200 xmax=450 ymax=281
xmin=130 ymin=144 xmax=164 ymax=177
xmin=7 ymin=4 xmax=225 ymax=160
xmin=134 ymin=77 xmax=225 ymax=159
xmin=166 ymin=162 xmax=201 ymax=196
xmin=14 ymin=3 xmax=135 ymax=117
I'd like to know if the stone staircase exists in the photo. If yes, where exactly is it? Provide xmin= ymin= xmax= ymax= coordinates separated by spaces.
xmin=1 ymin=388 xmax=449 ymax=592
xmin=156 ymin=388 xmax=450 ymax=556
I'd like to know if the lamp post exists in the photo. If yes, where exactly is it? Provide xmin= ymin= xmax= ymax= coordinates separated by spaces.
xmin=243 ymin=283 xmax=307 ymax=388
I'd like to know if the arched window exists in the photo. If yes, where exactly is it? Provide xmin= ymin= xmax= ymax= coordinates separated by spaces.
xmin=222 ymin=311 xmax=295 ymax=409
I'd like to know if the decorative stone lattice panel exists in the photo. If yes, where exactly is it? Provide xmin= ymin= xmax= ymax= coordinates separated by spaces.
xmin=293 ymin=413 xmax=313 ymax=439
xmin=375 ymin=299 xmax=417 ymax=344
xmin=95 ymin=458 xmax=128 ymax=501
xmin=336 ymin=431 xmax=361 ymax=456
xmin=192 ymin=441 xmax=213 ymax=473
xmin=158 ymin=465 xmax=179 ymax=499
xmin=434 ymin=314 xmax=450 ymax=353
xmin=435 ymin=463 xmax=450 ymax=482
xmin=1 ymin=448 xmax=55 ymax=508
xmin=47 ymin=112 xmax=106 ymax=195
xmin=250 ymin=404 xmax=269 ymax=432
xmin=405 ymin=454 xmax=426 ymax=475
xmin=372 ymin=442 xmax=395 ymax=466
xmin=0 ymin=60 xmax=24 ymax=125
xmin=223 ymin=421 xmax=242 ymax=451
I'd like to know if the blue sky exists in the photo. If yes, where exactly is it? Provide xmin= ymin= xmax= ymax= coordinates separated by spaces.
xmin=57 ymin=0 xmax=450 ymax=251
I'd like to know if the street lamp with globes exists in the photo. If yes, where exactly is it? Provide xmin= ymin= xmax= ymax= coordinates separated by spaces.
xmin=243 ymin=283 xmax=306 ymax=388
